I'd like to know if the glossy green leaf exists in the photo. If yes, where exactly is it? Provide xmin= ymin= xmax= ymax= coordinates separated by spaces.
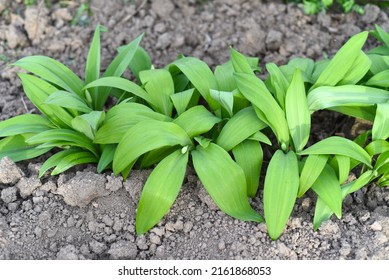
xmin=372 ymin=104 xmax=389 ymax=141
xmin=230 ymin=48 xmax=255 ymax=75
xmin=83 ymin=76 xmax=153 ymax=105
xmin=97 ymin=144 xmax=116 ymax=173
xmin=113 ymin=120 xmax=192 ymax=174
xmin=338 ymin=51 xmax=371 ymax=85
xmin=366 ymin=69 xmax=389 ymax=88
xmin=170 ymin=89 xmax=195 ymax=116
xmin=136 ymin=149 xmax=188 ymax=234
xmin=71 ymin=111 xmax=105 ymax=140
xmin=347 ymin=170 xmax=375 ymax=193
xmin=217 ymin=106 xmax=267 ymax=151
xmin=85 ymin=25 xmax=103 ymax=100
xmin=0 ymin=114 xmax=53 ymax=137
xmin=365 ymin=139 xmax=389 ymax=156
xmin=192 ymin=143 xmax=264 ymax=223
xmin=39 ymin=148 xmax=79 ymax=177
xmin=308 ymin=85 xmax=389 ymax=113
xmin=234 ymin=72 xmax=289 ymax=149
xmin=94 ymin=103 xmax=171 ymax=144
xmin=214 ymin=62 xmax=236 ymax=91
xmin=26 ymin=129 xmax=99 ymax=157
xmin=334 ymin=155 xmax=350 ymax=184
xmin=247 ymin=131 xmax=272 ymax=146
xmin=285 ymin=68 xmax=310 ymax=152
xmin=18 ymin=74 xmax=73 ymax=128
xmin=170 ymin=57 xmax=219 ymax=110
xmin=266 ymin=62 xmax=289 ymax=108
xmin=44 ymin=90 xmax=92 ymax=113
xmin=0 ymin=134 xmax=51 ymax=162
xmin=173 ymin=106 xmax=221 ymax=138
xmin=329 ymin=106 xmax=376 ymax=122
xmin=311 ymin=164 xmax=342 ymax=218
xmin=232 ymin=140 xmax=263 ymax=198
xmin=210 ymin=89 xmax=234 ymax=117
xmin=140 ymin=146 xmax=178 ymax=168
xmin=139 ymin=69 xmax=174 ymax=116
xmin=298 ymin=154 xmax=328 ymax=197
xmin=13 ymin=55 xmax=84 ymax=95
xmin=299 ymin=136 xmax=371 ymax=167
xmin=373 ymin=25 xmax=389 ymax=47
xmin=51 ymin=151 xmax=98 ymax=175
xmin=367 ymin=54 xmax=389 ymax=74
xmin=311 ymin=31 xmax=368 ymax=89
xmin=264 ymin=150 xmax=299 ymax=240
xmin=125 ymin=46 xmax=152 ymax=81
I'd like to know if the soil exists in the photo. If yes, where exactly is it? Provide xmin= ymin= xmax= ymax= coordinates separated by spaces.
xmin=0 ymin=0 xmax=389 ymax=260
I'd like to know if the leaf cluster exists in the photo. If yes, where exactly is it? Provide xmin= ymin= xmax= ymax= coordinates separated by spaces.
xmin=1 ymin=25 xmax=389 ymax=239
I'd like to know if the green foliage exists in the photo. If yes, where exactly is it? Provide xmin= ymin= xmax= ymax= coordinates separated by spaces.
xmin=287 ymin=0 xmax=364 ymax=14
xmin=1 ymin=24 xmax=389 ymax=240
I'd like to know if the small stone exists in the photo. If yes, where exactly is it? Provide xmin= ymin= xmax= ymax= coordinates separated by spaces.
xmin=89 ymin=240 xmax=107 ymax=254
xmin=32 ymin=196 xmax=44 ymax=204
xmin=108 ymin=241 xmax=137 ymax=259
xmin=123 ymin=170 xmax=150 ymax=202
xmin=102 ymin=215 xmax=114 ymax=227
xmin=17 ymin=177 xmax=42 ymax=198
xmin=56 ymin=245 xmax=79 ymax=260
xmin=34 ymin=226 xmax=43 ymax=238
xmin=136 ymin=236 xmax=148 ymax=250
xmin=24 ymin=7 xmax=48 ymax=44
xmin=67 ymin=216 xmax=75 ymax=227
xmin=174 ymin=220 xmax=184 ymax=231
xmin=277 ymin=242 xmax=291 ymax=257
xmin=105 ymin=174 xmax=122 ymax=192
xmin=55 ymin=172 xmax=108 ymax=207
xmin=218 ymin=240 xmax=226 ymax=250
xmin=301 ymin=198 xmax=311 ymax=211
xmin=1 ymin=187 xmax=18 ymax=203
xmin=361 ymin=4 xmax=380 ymax=24
xmin=151 ymin=0 xmax=175 ymax=19
xmin=155 ymin=245 xmax=165 ymax=259
xmin=6 ymin=16 xmax=28 ymax=49
xmin=0 ymin=157 xmax=24 ymax=185
xmin=149 ymin=234 xmax=161 ymax=245
xmin=46 ymin=228 xmax=58 ymax=238
xmin=319 ymin=220 xmax=340 ymax=236
xmin=52 ymin=8 xmax=73 ymax=21
xmin=358 ymin=211 xmax=370 ymax=223
xmin=38 ymin=211 xmax=52 ymax=229
xmin=266 ymin=30 xmax=283 ymax=51
xmin=8 ymin=202 xmax=19 ymax=211
xmin=154 ymin=22 xmax=166 ymax=33
xmin=156 ymin=33 xmax=172 ymax=50
xmin=371 ymin=221 xmax=383 ymax=231
xmin=339 ymin=242 xmax=351 ymax=257
xmin=150 ymin=227 xmax=165 ymax=237
xmin=183 ymin=221 xmax=193 ymax=233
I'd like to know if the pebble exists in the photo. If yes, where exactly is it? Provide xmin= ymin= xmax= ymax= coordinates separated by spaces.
xmin=137 ymin=236 xmax=148 ymax=250
xmin=17 ymin=177 xmax=42 ymax=198
xmin=218 ymin=240 xmax=226 ymax=250
xmin=108 ymin=241 xmax=137 ymax=260
xmin=56 ymin=245 xmax=79 ymax=260
xmin=149 ymin=234 xmax=161 ymax=245
xmin=370 ymin=221 xmax=382 ymax=232
xmin=0 ymin=157 xmax=24 ymax=185
xmin=174 ymin=220 xmax=184 ymax=231
xmin=1 ymin=187 xmax=18 ymax=204
xmin=151 ymin=0 xmax=174 ymax=19
xmin=89 ymin=240 xmax=107 ymax=254
xmin=183 ymin=221 xmax=193 ymax=233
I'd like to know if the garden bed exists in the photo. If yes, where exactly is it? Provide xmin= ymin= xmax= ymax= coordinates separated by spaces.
xmin=0 ymin=0 xmax=388 ymax=259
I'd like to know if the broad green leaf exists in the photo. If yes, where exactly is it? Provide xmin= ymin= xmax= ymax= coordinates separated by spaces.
xmin=125 ymin=46 xmax=152 ymax=81
xmin=13 ymin=55 xmax=84 ymax=95
xmin=372 ymin=103 xmax=389 ymax=141
xmin=139 ymin=69 xmax=174 ymax=116
xmin=308 ymin=85 xmax=389 ymax=113
xmin=232 ymin=140 xmax=263 ymax=198
xmin=91 ymin=34 xmax=143 ymax=110
xmin=214 ymin=62 xmax=236 ymax=91
xmin=18 ymin=74 xmax=73 ymax=128
xmin=26 ymin=129 xmax=99 ymax=157
xmin=140 ymin=146 xmax=178 ymax=168
xmin=216 ymin=106 xmax=267 ymax=151
xmin=136 ymin=149 xmax=188 ymax=234
xmin=97 ymin=144 xmax=116 ymax=173
xmin=192 ymin=143 xmax=264 ymax=223
xmin=170 ymin=89 xmax=195 ymax=116
xmin=311 ymin=164 xmax=342 ymax=218
xmin=83 ymin=76 xmax=153 ymax=105
xmin=170 ymin=57 xmax=219 ymax=110
xmin=329 ymin=106 xmax=376 ymax=122
xmin=298 ymin=154 xmax=328 ymax=197
xmin=266 ymin=63 xmax=289 ymax=108
xmin=367 ymin=54 xmax=389 ymax=74
xmin=39 ymin=148 xmax=79 ymax=177
xmin=287 ymin=57 xmax=315 ymax=82
xmin=44 ymin=90 xmax=92 ymax=113
xmin=71 ymin=111 xmax=105 ymax=140
xmin=285 ymin=68 xmax=310 ymax=152
xmin=375 ymin=150 xmax=389 ymax=170
xmin=51 ymin=151 xmax=98 ymax=175
xmin=94 ymin=103 xmax=171 ymax=144
xmin=311 ymin=31 xmax=368 ymax=89
xmin=234 ymin=72 xmax=289 ymax=149
xmin=113 ymin=120 xmax=192 ymax=174
xmin=210 ymin=89 xmax=234 ymax=117
xmin=313 ymin=182 xmax=351 ymax=230
xmin=373 ymin=25 xmax=389 ymax=47
xmin=368 ymin=46 xmax=389 ymax=55
xmin=0 ymin=114 xmax=53 ymax=137
xmin=194 ymin=136 xmax=212 ymax=148
xmin=264 ymin=150 xmax=299 ymax=240
xmin=312 ymin=59 xmax=330 ymax=83
xmin=0 ymin=134 xmax=51 ymax=162
xmin=338 ymin=51 xmax=371 ymax=85
xmin=247 ymin=131 xmax=272 ymax=146
xmin=347 ymin=170 xmax=375 ymax=193
xmin=334 ymin=155 xmax=351 ymax=184
xmin=85 ymin=25 xmax=103 ymax=100
xmin=173 ymin=105 xmax=221 ymax=138
xmin=299 ymin=136 xmax=372 ymax=167
xmin=230 ymin=48 xmax=255 ymax=75
xmin=366 ymin=69 xmax=389 ymax=88
xmin=365 ymin=139 xmax=389 ymax=156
